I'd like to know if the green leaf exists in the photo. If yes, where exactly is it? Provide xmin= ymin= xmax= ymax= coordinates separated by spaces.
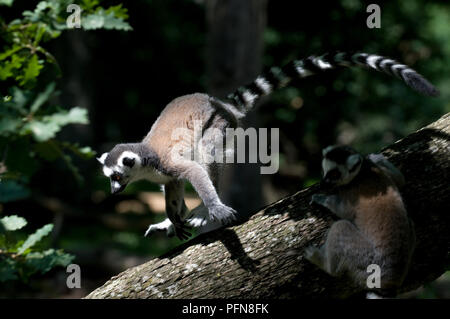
xmin=82 ymin=13 xmax=105 ymax=29
xmin=24 ymin=106 xmax=89 ymax=142
xmin=105 ymin=4 xmax=129 ymax=20
xmin=82 ymin=10 xmax=132 ymax=31
xmin=0 ymin=215 xmax=27 ymax=231
xmin=0 ymin=0 xmax=14 ymax=7
xmin=78 ymin=146 xmax=96 ymax=158
xmin=82 ymin=0 xmax=99 ymax=11
xmin=30 ymin=82 xmax=56 ymax=113
xmin=0 ymin=54 xmax=25 ymax=81
xmin=0 ymin=180 xmax=31 ymax=203
xmin=0 ymin=46 xmax=22 ymax=61
xmin=17 ymin=224 xmax=53 ymax=255
xmin=49 ymin=106 xmax=88 ymax=126
xmin=0 ymin=116 xmax=22 ymax=135
xmin=25 ymin=248 xmax=74 ymax=274
xmin=33 ymin=24 xmax=47 ymax=46
xmin=0 ymin=258 xmax=17 ymax=282
xmin=24 ymin=120 xmax=59 ymax=142
xmin=17 ymin=54 xmax=43 ymax=86
xmin=8 ymin=86 xmax=30 ymax=112
xmin=103 ymin=12 xmax=133 ymax=31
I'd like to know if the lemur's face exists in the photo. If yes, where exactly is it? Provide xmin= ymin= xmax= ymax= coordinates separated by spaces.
xmin=321 ymin=145 xmax=362 ymax=186
xmin=97 ymin=148 xmax=141 ymax=194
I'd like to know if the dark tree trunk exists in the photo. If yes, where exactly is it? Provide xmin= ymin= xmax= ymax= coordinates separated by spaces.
xmin=57 ymin=30 xmax=94 ymax=146
xmin=206 ymin=0 xmax=268 ymax=217
xmin=85 ymin=113 xmax=450 ymax=299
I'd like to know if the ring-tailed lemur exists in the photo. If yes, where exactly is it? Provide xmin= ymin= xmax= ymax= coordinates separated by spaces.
xmin=97 ymin=52 xmax=438 ymax=240
xmin=305 ymin=145 xmax=415 ymax=297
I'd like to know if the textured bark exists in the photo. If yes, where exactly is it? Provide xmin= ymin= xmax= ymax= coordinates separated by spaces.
xmin=85 ymin=113 xmax=450 ymax=299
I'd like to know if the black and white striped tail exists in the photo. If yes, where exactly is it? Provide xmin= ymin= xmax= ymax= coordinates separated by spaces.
xmin=227 ymin=52 xmax=439 ymax=112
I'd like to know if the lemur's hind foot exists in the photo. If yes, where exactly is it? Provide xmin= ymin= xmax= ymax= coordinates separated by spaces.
xmin=144 ymin=218 xmax=191 ymax=240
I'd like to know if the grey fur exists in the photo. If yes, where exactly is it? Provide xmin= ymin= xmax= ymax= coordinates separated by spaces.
xmin=305 ymin=145 xmax=415 ymax=296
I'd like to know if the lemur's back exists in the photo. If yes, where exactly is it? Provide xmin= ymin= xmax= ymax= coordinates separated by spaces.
xmin=143 ymin=94 xmax=210 ymax=160
xmin=339 ymin=162 xmax=414 ymax=284
xmin=143 ymin=93 xmax=236 ymax=170
xmin=340 ymin=164 xmax=410 ymax=245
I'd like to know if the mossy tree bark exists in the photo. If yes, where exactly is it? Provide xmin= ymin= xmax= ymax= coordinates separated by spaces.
xmin=85 ymin=113 xmax=450 ymax=299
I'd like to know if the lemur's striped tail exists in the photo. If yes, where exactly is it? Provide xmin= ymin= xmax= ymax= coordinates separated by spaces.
xmin=227 ymin=52 xmax=439 ymax=112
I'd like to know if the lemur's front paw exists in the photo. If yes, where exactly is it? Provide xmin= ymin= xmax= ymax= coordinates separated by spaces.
xmin=186 ymin=205 xmax=209 ymax=228
xmin=187 ymin=215 xmax=208 ymax=228
xmin=310 ymin=194 xmax=328 ymax=207
xmin=209 ymin=203 xmax=237 ymax=225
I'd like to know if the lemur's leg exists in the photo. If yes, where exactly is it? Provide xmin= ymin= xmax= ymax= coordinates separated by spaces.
xmin=178 ymin=161 xmax=237 ymax=225
xmin=368 ymin=153 xmax=405 ymax=188
xmin=182 ymin=165 xmax=222 ymax=228
xmin=305 ymin=220 xmax=376 ymax=288
xmin=164 ymin=179 xmax=190 ymax=221
xmin=186 ymin=163 xmax=229 ymax=231
xmin=310 ymin=193 xmax=355 ymax=220
xmin=164 ymin=179 xmax=191 ymax=239
xmin=144 ymin=180 xmax=191 ymax=240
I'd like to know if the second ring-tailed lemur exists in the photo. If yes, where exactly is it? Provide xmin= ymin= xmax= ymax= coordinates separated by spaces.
xmin=305 ymin=145 xmax=415 ymax=297
xmin=97 ymin=52 xmax=438 ymax=239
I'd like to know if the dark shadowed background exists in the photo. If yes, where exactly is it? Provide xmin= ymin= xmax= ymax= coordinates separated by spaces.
xmin=0 ymin=0 xmax=448 ymax=298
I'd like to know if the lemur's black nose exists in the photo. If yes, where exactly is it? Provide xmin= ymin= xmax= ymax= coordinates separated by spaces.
xmin=322 ymin=178 xmax=333 ymax=187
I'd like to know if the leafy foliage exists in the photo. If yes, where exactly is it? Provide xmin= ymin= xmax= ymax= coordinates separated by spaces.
xmin=0 ymin=215 xmax=27 ymax=231
xmin=17 ymin=223 xmax=53 ymax=255
xmin=0 ymin=0 xmax=131 ymax=182
xmin=0 ymin=0 xmax=131 ymax=286
xmin=0 ymin=215 xmax=74 ymax=283
xmin=82 ymin=7 xmax=132 ymax=31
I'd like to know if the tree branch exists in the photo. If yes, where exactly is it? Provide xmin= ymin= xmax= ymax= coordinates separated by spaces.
xmin=85 ymin=113 xmax=450 ymax=299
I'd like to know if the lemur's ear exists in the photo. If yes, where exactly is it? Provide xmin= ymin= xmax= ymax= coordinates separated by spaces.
xmin=122 ymin=157 xmax=135 ymax=168
xmin=347 ymin=154 xmax=362 ymax=171
xmin=322 ymin=145 xmax=334 ymax=156
xmin=97 ymin=152 xmax=108 ymax=165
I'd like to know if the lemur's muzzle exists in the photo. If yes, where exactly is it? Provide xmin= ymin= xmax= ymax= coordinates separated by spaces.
xmin=111 ymin=183 xmax=127 ymax=194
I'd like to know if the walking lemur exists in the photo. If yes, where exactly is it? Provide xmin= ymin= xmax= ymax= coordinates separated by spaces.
xmin=97 ymin=52 xmax=438 ymax=239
